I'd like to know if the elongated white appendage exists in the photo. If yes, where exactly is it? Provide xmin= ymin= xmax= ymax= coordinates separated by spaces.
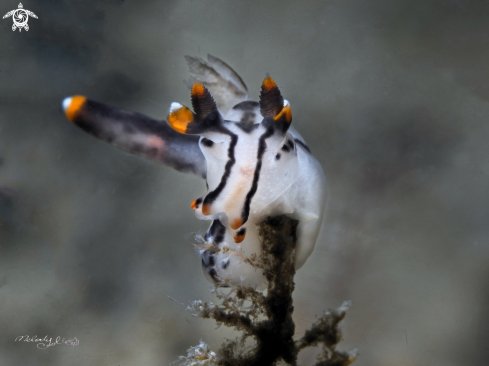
xmin=61 ymin=95 xmax=206 ymax=177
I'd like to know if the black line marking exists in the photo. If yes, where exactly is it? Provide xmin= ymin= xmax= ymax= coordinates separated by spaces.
xmin=202 ymin=251 xmax=215 ymax=266
xmin=203 ymin=127 xmax=238 ymax=207
xmin=287 ymin=139 xmax=294 ymax=149
xmin=281 ymin=144 xmax=290 ymax=152
xmin=208 ymin=253 xmax=215 ymax=266
xmin=241 ymin=126 xmax=274 ymax=224
xmin=201 ymin=251 xmax=227 ymax=284
xmin=236 ymin=228 xmax=246 ymax=236
xmin=294 ymin=138 xmax=311 ymax=154
xmin=208 ymin=220 xmax=226 ymax=244
xmin=194 ymin=197 xmax=203 ymax=209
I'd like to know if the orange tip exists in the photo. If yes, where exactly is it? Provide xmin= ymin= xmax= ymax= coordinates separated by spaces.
xmin=233 ymin=230 xmax=246 ymax=244
xmin=168 ymin=103 xmax=194 ymax=134
xmin=191 ymin=82 xmax=206 ymax=97
xmin=191 ymin=198 xmax=202 ymax=210
xmin=63 ymin=95 xmax=87 ymax=122
xmin=274 ymin=100 xmax=292 ymax=124
xmin=262 ymin=75 xmax=278 ymax=92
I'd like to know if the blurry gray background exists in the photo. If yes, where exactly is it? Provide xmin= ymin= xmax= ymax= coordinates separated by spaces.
xmin=1 ymin=0 xmax=488 ymax=365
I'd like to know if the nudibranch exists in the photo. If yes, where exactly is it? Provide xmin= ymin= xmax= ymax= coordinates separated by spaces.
xmin=62 ymin=55 xmax=327 ymax=288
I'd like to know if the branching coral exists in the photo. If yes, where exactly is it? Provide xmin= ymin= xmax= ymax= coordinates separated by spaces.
xmin=182 ymin=215 xmax=357 ymax=366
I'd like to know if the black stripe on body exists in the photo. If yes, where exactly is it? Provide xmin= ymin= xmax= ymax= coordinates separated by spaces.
xmin=194 ymin=197 xmax=203 ymax=209
xmin=205 ymin=220 xmax=226 ymax=244
xmin=203 ymin=127 xmax=238 ymax=207
xmin=241 ymin=126 xmax=275 ymax=225
xmin=294 ymin=138 xmax=311 ymax=154
xmin=202 ymin=251 xmax=215 ymax=266
xmin=201 ymin=255 xmax=222 ymax=284
xmin=236 ymin=228 xmax=246 ymax=236
xmin=202 ymin=250 xmax=228 ymax=285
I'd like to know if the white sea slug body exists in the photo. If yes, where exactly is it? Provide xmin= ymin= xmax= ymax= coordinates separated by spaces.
xmin=62 ymin=55 xmax=327 ymax=288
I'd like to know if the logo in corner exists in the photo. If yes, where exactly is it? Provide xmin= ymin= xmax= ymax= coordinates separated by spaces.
xmin=3 ymin=3 xmax=37 ymax=32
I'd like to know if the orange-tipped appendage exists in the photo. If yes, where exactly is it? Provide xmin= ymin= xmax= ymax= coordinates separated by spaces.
xmin=168 ymin=104 xmax=194 ymax=134
xmin=262 ymin=75 xmax=278 ymax=92
xmin=65 ymin=96 xmax=87 ymax=122
xmin=274 ymin=103 xmax=292 ymax=124
xmin=190 ymin=198 xmax=201 ymax=210
xmin=234 ymin=231 xmax=246 ymax=244
xmin=230 ymin=218 xmax=243 ymax=230
xmin=191 ymin=82 xmax=206 ymax=98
